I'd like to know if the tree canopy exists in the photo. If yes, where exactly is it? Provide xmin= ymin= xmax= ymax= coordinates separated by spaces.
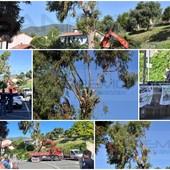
xmin=0 ymin=121 xmax=9 ymax=139
xmin=0 ymin=51 xmax=11 ymax=88
xmin=128 ymin=2 xmax=162 ymax=31
xmin=33 ymin=50 xmax=137 ymax=120
xmin=162 ymin=6 xmax=170 ymax=21
xmin=95 ymin=121 xmax=151 ymax=169
xmin=66 ymin=121 xmax=94 ymax=139
xmin=0 ymin=2 xmax=30 ymax=38
xmin=46 ymin=128 xmax=64 ymax=140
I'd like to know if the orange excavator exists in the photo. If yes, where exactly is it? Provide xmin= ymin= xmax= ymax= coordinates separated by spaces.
xmin=0 ymin=79 xmax=18 ymax=93
xmin=100 ymin=29 xmax=129 ymax=49
xmin=6 ymin=79 xmax=18 ymax=93
xmin=30 ymin=138 xmax=63 ymax=163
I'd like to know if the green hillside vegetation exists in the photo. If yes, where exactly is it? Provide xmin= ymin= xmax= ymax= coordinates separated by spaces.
xmin=140 ymin=50 xmax=170 ymax=83
xmin=54 ymin=137 xmax=89 ymax=153
xmin=129 ymin=25 xmax=170 ymax=49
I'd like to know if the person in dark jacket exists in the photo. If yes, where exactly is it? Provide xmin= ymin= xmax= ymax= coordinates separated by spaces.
xmin=165 ymin=68 xmax=170 ymax=82
xmin=81 ymin=150 xmax=94 ymax=169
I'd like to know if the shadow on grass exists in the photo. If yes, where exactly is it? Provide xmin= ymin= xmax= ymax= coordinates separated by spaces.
xmin=59 ymin=137 xmax=79 ymax=144
xmin=128 ymin=29 xmax=146 ymax=35
xmin=149 ymin=29 xmax=170 ymax=42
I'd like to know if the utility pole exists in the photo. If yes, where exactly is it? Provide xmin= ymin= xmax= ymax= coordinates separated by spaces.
xmin=143 ymin=51 xmax=147 ymax=84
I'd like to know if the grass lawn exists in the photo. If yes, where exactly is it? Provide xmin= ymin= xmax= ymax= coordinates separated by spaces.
xmin=128 ymin=24 xmax=170 ymax=49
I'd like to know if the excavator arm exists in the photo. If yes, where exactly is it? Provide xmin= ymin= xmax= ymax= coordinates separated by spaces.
xmin=38 ymin=138 xmax=55 ymax=152
xmin=101 ymin=29 xmax=128 ymax=49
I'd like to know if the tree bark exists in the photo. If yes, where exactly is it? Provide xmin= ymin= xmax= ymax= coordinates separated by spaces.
xmin=87 ymin=31 xmax=95 ymax=49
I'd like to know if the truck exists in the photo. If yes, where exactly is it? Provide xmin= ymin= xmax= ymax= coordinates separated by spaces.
xmin=21 ymin=88 xmax=32 ymax=98
xmin=64 ymin=149 xmax=83 ymax=160
xmin=29 ymin=138 xmax=63 ymax=163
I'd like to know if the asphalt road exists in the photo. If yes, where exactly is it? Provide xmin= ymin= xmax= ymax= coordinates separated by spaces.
xmin=0 ymin=101 xmax=32 ymax=120
xmin=18 ymin=160 xmax=80 ymax=169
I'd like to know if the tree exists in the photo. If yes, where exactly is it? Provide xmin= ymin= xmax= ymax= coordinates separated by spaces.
xmin=25 ymin=70 xmax=32 ymax=79
xmin=0 ymin=51 xmax=10 ymax=75
xmin=18 ymin=121 xmax=41 ymax=147
xmin=33 ymin=50 xmax=137 ymax=120
xmin=16 ymin=72 xmax=27 ymax=88
xmin=33 ymin=51 xmax=71 ymax=120
xmin=46 ymin=1 xmax=100 ymax=49
xmin=17 ymin=72 xmax=25 ymax=80
xmin=31 ymin=28 xmax=61 ymax=49
xmin=117 ymin=12 xmax=130 ymax=31
xmin=68 ymin=121 xmax=94 ymax=139
xmin=162 ymin=6 xmax=170 ymax=21
xmin=0 ymin=2 xmax=30 ymax=39
xmin=129 ymin=2 xmax=162 ymax=31
xmin=95 ymin=121 xmax=151 ymax=169
xmin=46 ymin=128 xmax=64 ymax=140
xmin=46 ymin=28 xmax=60 ymax=48
xmin=0 ymin=51 xmax=11 ymax=89
xmin=95 ymin=121 xmax=112 ymax=153
xmin=0 ymin=121 xmax=9 ymax=138
xmin=97 ymin=15 xmax=115 ymax=33
xmin=31 ymin=36 xmax=48 ymax=49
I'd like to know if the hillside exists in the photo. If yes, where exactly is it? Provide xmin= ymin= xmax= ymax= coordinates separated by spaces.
xmin=38 ymin=137 xmax=94 ymax=154
xmin=129 ymin=24 xmax=170 ymax=49
xmin=21 ymin=24 xmax=75 ymax=36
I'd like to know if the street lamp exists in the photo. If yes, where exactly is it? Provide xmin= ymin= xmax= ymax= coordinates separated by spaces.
xmin=0 ymin=136 xmax=3 ymax=156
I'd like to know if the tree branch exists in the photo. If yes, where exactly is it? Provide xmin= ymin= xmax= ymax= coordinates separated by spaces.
xmin=93 ymin=64 xmax=110 ymax=94
xmin=70 ymin=63 xmax=82 ymax=99
xmin=60 ymin=68 xmax=82 ymax=104
xmin=88 ymin=62 xmax=92 ymax=95
xmin=72 ymin=64 xmax=84 ymax=86
xmin=79 ymin=1 xmax=91 ymax=17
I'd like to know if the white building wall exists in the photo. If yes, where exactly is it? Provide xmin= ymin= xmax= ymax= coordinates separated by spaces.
xmin=60 ymin=35 xmax=88 ymax=45
xmin=0 ymin=41 xmax=7 ymax=49
xmin=8 ymin=33 xmax=33 ymax=49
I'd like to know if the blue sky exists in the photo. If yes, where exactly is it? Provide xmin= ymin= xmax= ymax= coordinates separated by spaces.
xmin=7 ymin=121 xmax=77 ymax=138
xmin=0 ymin=50 xmax=32 ymax=75
xmin=20 ymin=1 xmax=170 ymax=28
xmin=96 ymin=121 xmax=170 ymax=169
xmin=66 ymin=50 xmax=138 ymax=120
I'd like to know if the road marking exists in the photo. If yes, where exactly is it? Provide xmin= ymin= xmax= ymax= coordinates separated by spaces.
xmin=24 ymin=102 xmax=30 ymax=112
xmin=40 ymin=162 xmax=60 ymax=169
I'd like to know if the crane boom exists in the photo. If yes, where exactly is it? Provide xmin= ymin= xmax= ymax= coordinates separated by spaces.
xmin=101 ymin=29 xmax=129 ymax=49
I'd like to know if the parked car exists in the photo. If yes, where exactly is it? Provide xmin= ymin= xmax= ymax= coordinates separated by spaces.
xmin=12 ymin=93 xmax=23 ymax=109
xmin=64 ymin=149 xmax=83 ymax=160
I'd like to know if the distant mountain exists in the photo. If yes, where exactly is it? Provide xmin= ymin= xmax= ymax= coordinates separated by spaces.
xmin=8 ymin=137 xmax=29 ymax=141
xmin=21 ymin=24 xmax=75 ymax=36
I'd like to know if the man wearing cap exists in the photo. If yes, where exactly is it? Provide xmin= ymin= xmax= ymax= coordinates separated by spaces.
xmin=81 ymin=150 xmax=94 ymax=169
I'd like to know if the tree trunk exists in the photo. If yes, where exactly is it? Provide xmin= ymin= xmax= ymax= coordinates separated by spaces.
xmin=87 ymin=31 xmax=95 ymax=49
xmin=80 ymin=104 xmax=93 ymax=120
xmin=35 ymin=138 xmax=39 ymax=147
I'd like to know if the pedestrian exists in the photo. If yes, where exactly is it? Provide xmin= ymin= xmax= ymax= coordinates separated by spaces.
xmin=12 ymin=162 xmax=19 ymax=169
xmin=1 ymin=88 xmax=7 ymax=115
xmin=0 ymin=154 xmax=11 ymax=169
xmin=81 ymin=150 xmax=94 ymax=169
xmin=7 ymin=89 xmax=13 ymax=113
xmin=164 ymin=68 xmax=170 ymax=82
